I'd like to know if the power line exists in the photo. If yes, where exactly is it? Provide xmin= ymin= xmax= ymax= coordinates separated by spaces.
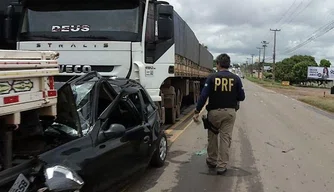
xmin=276 ymin=0 xmax=301 ymax=29
xmin=280 ymin=0 xmax=315 ymax=28
xmin=277 ymin=0 xmax=305 ymax=29
xmin=268 ymin=13 xmax=333 ymax=60
xmin=274 ymin=0 xmax=297 ymax=28
xmin=262 ymin=0 xmax=298 ymax=41
xmin=261 ymin=0 xmax=304 ymax=60
xmin=282 ymin=20 xmax=334 ymax=54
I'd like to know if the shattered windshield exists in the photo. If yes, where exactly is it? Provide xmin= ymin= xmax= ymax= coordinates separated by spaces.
xmin=56 ymin=79 xmax=96 ymax=137
xmin=71 ymin=81 xmax=95 ymax=136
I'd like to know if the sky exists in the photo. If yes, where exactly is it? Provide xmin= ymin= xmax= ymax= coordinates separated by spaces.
xmin=167 ymin=0 xmax=334 ymax=65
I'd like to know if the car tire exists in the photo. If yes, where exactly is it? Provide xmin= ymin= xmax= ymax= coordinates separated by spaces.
xmin=150 ymin=133 xmax=168 ymax=168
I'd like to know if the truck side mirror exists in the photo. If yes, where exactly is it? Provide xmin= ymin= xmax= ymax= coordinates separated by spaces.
xmin=157 ymin=4 xmax=174 ymax=40
xmin=4 ymin=5 xmax=15 ymax=41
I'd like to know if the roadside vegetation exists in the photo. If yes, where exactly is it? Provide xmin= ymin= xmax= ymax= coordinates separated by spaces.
xmin=239 ymin=55 xmax=334 ymax=113
xmin=299 ymin=96 xmax=334 ymax=113
xmin=246 ymin=75 xmax=295 ymax=89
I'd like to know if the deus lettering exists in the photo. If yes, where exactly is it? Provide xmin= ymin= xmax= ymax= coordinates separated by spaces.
xmin=214 ymin=78 xmax=234 ymax=92
xmin=52 ymin=25 xmax=90 ymax=32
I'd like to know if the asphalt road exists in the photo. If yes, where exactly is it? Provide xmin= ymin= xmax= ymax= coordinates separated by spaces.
xmin=126 ymin=79 xmax=334 ymax=192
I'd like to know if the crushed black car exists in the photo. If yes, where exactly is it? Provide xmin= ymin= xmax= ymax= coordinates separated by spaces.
xmin=0 ymin=72 xmax=168 ymax=192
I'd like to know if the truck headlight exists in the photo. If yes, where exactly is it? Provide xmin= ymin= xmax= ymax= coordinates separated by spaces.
xmin=44 ymin=165 xmax=84 ymax=192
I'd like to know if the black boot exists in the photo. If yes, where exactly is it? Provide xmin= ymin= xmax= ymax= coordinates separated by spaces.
xmin=216 ymin=167 xmax=227 ymax=175
xmin=206 ymin=160 xmax=216 ymax=168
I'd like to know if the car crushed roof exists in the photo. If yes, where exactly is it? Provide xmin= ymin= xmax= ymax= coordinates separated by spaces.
xmin=107 ymin=77 xmax=142 ymax=93
xmin=55 ymin=72 xmax=144 ymax=136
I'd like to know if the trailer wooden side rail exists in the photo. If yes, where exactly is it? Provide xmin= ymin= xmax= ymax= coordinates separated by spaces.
xmin=0 ymin=50 xmax=59 ymax=125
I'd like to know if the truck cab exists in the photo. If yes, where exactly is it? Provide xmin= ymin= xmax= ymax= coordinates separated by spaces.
xmin=6 ymin=0 xmax=173 ymax=94
xmin=4 ymin=0 xmax=214 ymax=124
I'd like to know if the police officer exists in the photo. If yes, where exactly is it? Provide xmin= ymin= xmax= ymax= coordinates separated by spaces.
xmin=193 ymin=53 xmax=245 ymax=175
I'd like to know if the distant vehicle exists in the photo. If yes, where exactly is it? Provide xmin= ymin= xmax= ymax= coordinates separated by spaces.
xmin=236 ymin=72 xmax=244 ymax=79
xmin=1 ymin=72 xmax=168 ymax=192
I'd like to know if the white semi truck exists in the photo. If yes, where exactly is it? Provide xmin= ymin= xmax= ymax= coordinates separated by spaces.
xmin=3 ymin=0 xmax=214 ymax=124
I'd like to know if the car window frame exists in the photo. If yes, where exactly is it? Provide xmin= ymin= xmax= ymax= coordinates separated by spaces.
xmin=91 ymin=79 xmax=118 ymax=124
xmin=138 ymin=88 xmax=156 ymax=118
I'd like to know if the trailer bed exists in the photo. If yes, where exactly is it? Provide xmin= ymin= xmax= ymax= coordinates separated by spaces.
xmin=0 ymin=50 xmax=59 ymax=124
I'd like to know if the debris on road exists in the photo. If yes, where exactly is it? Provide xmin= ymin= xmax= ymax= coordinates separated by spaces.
xmin=282 ymin=147 xmax=295 ymax=153
xmin=195 ymin=149 xmax=207 ymax=156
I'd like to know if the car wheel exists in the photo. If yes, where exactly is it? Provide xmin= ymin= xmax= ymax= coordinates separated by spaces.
xmin=150 ymin=133 xmax=168 ymax=168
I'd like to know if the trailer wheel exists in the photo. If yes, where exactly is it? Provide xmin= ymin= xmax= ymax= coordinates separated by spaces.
xmin=165 ymin=93 xmax=176 ymax=124
xmin=165 ymin=107 xmax=176 ymax=124
xmin=176 ymin=89 xmax=181 ymax=118
xmin=194 ymin=82 xmax=200 ymax=103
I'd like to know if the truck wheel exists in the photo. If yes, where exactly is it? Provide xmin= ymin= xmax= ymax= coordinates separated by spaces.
xmin=176 ymin=89 xmax=181 ymax=118
xmin=165 ymin=107 xmax=176 ymax=124
xmin=176 ymin=104 xmax=181 ymax=118
xmin=192 ymin=91 xmax=197 ymax=104
xmin=150 ymin=132 xmax=168 ymax=168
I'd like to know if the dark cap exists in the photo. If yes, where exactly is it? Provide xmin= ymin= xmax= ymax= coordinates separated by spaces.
xmin=216 ymin=53 xmax=231 ymax=68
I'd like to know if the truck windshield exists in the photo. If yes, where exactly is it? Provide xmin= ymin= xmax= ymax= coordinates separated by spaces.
xmin=18 ymin=1 xmax=141 ymax=41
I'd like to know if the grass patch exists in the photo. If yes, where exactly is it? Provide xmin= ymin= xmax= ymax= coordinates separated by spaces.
xmin=246 ymin=76 xmax=294 ymax=89
xmin=298 ymin=96 xmax=334 ymax=113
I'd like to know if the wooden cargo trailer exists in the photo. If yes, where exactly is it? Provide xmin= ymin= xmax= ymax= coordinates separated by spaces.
xmin=0 ymin=50 xmax=59 ymax=170
xmin=160 ymin=10 xmax=214 ymax=124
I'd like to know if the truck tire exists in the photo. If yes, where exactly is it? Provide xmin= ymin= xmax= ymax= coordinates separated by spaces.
xmin=176 ymin=89 xmax=181 ymax=118
xmin=165 ymin=107 xmax=176 ymax=124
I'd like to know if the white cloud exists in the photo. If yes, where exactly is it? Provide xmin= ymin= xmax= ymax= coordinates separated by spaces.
xmin=167 ymin=0 xmax=334 ymax=64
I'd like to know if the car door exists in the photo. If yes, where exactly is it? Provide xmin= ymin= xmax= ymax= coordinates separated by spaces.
xmin=123 ymin=91 xmax=152 ymax=169
xmin=89 ymin=87 xmax=154 ymax=190
xmin=138 ymin=89 xmax=161 ymax=163
xmin=87 ymin=83 xmax=135 ymax=191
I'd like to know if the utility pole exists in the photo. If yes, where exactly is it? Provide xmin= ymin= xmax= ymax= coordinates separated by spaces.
xmin=270 ymin=29 xmax=281 ymax=79
xmin=247 ymin=58 xmax=252 ymax=66
xmin=256 ymin=47 xmax=263 ymax=78
xmin=261 ymin=41 xmax=269 ymax=63
xmin=246 ymin=59 xmax=251 ymax=75
xmin=251 ymin=54 xmax=254 ymax=64
xmin=261 ymin=41 xmax=269 ymax=79
xmin=256 ymin=47 xmax=262 ymax=64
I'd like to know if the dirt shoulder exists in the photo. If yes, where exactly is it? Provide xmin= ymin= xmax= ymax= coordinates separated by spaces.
xmin=246 ymin=76 xmax=334 ymax=113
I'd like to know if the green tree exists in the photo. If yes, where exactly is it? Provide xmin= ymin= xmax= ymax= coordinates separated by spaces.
xmin=274 ymin=61 xmax=294 ymax=82
xmin=292 ymin=61 xmax=317 ymax=83
xmin=274 ymin=55 xmax=318 ymax=82
xmin=289 ymin=55 xmax=317 ymax=65
xmin=319 ymin=59 xmax=331 ymax=67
